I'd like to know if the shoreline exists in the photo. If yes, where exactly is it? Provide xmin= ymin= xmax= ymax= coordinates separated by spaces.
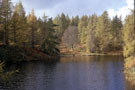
xmin=60 ymin=53 xmax=123 ymax=57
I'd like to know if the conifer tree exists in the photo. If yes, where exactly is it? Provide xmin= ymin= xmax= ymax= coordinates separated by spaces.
xmin=53 ymin=15 xmax=61 ymax=37
xmin=53 ymin=13 xmax=70 ymax=38
xmin=27 ymin=9 xmax=37 ymax=48
xmin=110 ymin=15 xmax=123 ymax=50
xmin=123 ymin=11 xmax=135 ymax=57
xmin=0 ymin=0 xmax=3 ymax=42
xmin=40 ymin=14 xmax=48 ymax=49
xmin=11 ymin=1 xmax=27 ymax=45
xmin=78 ymin=15 xmax=89 ymax=44
xmin=86 ymin=14 xmax=98 ymax=53
xmin=95 ymin=11 xmax=111 ymax=52
xmin=71 ymin=15 xmax=79 ymax=26
xmin=0 ymin=0 xmax=12 ymax=45
xmin=11 ymin=11 xmax=19 ymax=44
xmin=42 ymin=18 xmax=59 ymax=54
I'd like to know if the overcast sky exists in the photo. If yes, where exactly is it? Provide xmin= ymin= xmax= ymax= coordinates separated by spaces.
xmin=12 ymin=0 xmax=134 ymax=20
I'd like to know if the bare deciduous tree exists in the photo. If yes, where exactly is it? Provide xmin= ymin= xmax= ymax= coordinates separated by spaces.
xmin=62 ymin=26 xmax=78 ymax=50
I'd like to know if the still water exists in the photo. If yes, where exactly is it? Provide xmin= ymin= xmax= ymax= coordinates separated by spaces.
xmin=0 ymin=56 xmax=126 ymax=90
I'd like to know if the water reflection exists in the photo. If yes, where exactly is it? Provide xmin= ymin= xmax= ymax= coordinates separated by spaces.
xmin=0 ymin=56 xmax=126 ymax=90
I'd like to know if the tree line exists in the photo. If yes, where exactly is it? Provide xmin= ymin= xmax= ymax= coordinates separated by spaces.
xmin=53 ymin=10 xmax=134 ymax=59
xmin=0 ymin=0 xmax=59 ymax=55
xmin=0 ymin=0 xmax=134 ymax=58
xmin=54 ymin=11 xmax=123 ymax=53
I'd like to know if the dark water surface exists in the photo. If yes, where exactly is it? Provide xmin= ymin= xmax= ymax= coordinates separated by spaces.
xmin=0 ymin=56 xmax=126 ymax=90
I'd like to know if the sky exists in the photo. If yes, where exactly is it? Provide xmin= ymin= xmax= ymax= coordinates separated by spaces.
xmin=12 ymin=0 xmax=134 ymax=20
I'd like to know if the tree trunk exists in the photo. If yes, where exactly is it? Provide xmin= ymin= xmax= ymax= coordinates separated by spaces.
xmin=4 ymin=21 xmax=9 ymax=46
xmin=31 ymin=27 xmax=34 ymax=48
xmin=71 ymin=44 xmax=74 ymax=51
xmin=13 ymin=25 xmax=16 ymax=44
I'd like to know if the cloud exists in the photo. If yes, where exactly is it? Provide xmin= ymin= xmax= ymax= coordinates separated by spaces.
xmin=12 ymin=0 xmax=63 ymax=9
xmin=108 ymin=0 xmax=134 ymax=21
xmin=12 ymin=0 xmax=128 ymax=19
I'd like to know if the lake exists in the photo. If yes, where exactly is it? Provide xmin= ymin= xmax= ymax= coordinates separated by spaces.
xmin=0 ymin=56 xmax=127 ymax=90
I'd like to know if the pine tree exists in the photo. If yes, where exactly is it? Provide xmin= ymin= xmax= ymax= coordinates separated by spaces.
xmin=95 ymin=11 xmax=111 ymax=52
xmin=53 ymin=14 xmax=61 ymax=37
xmin=86 ymin=14 xmax=98 ymax=53
xmin=110 ymin=15 xmax=123 ymax=50
xmin=78 ymin=15 xmax=89 ymax=44
xmin=0 ymin=0 xmax=12 ymax=45
xmin=0 ymin=0 xmax=2 ymax=23
xmin=0 ymin=0 xmax=3 ymax=42
xmin=42 ymin=18 xmax=59 ymax=54
xmin=11 ymin=11 xmax=19 ymax=44
xmin=60 ymin=13 xmax=69 ymax=33
xmin=123 ymin=11 xmax=135 ymax=57
xmin=65 ymin=14 xmax=71 ymax=26
xmin=11 ymin=1 xmax=27 ymax=45
xmin=27 ymin=9 xmax=37 ymax=48
xmin=71 ymin=15 xmax=79 ymax=26
xmin=53 ymin=13 xmax=70 ymax=38
xmin=40 ymin=14 xmax=48 ymax=49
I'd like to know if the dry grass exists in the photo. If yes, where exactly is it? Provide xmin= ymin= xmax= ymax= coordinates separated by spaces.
xmin=124 ymin=56 xmax=135 ymax=89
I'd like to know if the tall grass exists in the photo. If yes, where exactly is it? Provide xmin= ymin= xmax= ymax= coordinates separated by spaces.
xmin=0 ymin=61 xmax=4 ymax=73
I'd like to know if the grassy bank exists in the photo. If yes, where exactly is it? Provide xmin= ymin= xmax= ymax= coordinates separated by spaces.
xmin=60 ymin=46 xmax=123 ymax=56
xmin=124 ymin=56 xmax=135 ymax=89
